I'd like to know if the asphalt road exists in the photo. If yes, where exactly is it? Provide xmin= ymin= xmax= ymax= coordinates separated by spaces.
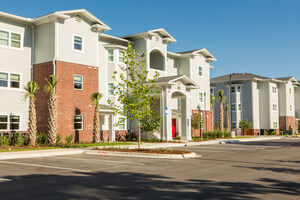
xmin=0 ymin=139 xmax=299 ymax=200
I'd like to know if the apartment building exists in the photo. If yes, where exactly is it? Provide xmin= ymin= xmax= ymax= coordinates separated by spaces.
xmin=210 ymin=73 xmax=298 ymax=135
xmin=0 ymin=9 xmax=216 ymax=141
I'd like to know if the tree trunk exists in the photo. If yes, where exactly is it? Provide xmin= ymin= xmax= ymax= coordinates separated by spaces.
xmin=226 ymin=110 xmax=230 ymax=131
xmin=93 ymin=107 xmax=100 ymax=143
xmin=138 ymin=121 xmax=141 ymax=149
xmin=28 ymin=97 xmax=37 ymax=146
xmin=219 ymin=101 xmax=224 ymax=133
xmin=211 ymin=104 xmax=214 ymax=131
xmin=48 ymin=90 xmax=57 ymax=144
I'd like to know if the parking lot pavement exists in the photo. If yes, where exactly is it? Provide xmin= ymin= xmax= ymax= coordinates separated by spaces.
xmin=0 ymin=139 xmax=299 ymax=200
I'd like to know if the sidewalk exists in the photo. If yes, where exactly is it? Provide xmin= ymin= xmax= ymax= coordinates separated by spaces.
xmin=0 ymin=136 xmax=283 ymax=160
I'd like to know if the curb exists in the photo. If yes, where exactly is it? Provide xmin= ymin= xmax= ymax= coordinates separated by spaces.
xmin=85 ymin=150 xmax=199 ymax=159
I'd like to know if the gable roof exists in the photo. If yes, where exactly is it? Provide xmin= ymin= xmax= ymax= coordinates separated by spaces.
xmin=122 ymin=28 xmax=176 ymax=43
xmin=211 ymin=73 xmax=271 ymax=83
xmin=156 ymin=75 xmax=199 ymax=89
xmin=174 ymin=48 xmax=217 ymax=62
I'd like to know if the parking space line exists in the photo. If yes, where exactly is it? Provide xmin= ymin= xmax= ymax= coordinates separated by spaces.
xmin=52 ymin=156 xmax=146 ymax=165
xmin=0 ymin=161 xmax=91 ymax=172
xmin=0 ymin=178 xmax=12 ymax=182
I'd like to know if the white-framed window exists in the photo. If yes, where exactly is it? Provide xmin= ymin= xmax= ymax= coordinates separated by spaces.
xmin=273 ymin=122 xmax=278 ymax=129
xmin=199 ymin=92 xmax=204 ymax=103
xmin=232 ymin=121 xmax=236 ymax=129
xmin=210 ymin=88 xmax=214 ymax=94
xmin=119 ymin=50 xmax=125 ymax=62
xmin=0 ymin=115 xmax=8 ymax=130
xmin=0 ymin=30 xmax=22 ymax=49
xmin=74 ymin=115 xmax=83 ymax=130
xmin=289 ymin=88 xmax=292 ymax=94
xmin=0 ymin=115 xmax=20 ymax=130
xmin=231 ymin=86 xmax=236 ymax=93
xmin=273 ymin=104 xmax=278 ymax=111
xmin=73 ymin=35 xmax=83 ymax=51
xmin=198 ymin=66 xmax=203 ymax=76
xmin=74 ymin=75 xmax=83 ymax=90
xmin=108 ymin=50 xmax=114 ymax=62
xmin=238 ymin=104 xmax=242 ymax=111
xmin=237 ymin=86 xmax=241 ymax=92
xmin=290 ymin=105 xmax=292 ymax=111
xmin=272 ymin=86 xmax=277 ymax=93
xmin=108 ymin=83 xmax=114 ymax=95
xmin=232 ymin=103 xmax=236 ymax=112
xmin=0 ymin=72 xmax=21 ymax=89
xmin=118 ymin=117 xmax=125 ymax=130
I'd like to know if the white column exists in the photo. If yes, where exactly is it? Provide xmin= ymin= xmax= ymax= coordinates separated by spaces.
xmin=186 ymin=95 xmax=192 ymax=141
xmin=109 ymin=115 xmax=115 ymax=142
xmin=165 ymin=93 xmax=172 ymax=141
xmin=181 ymin=95 xmax=191 ymax=141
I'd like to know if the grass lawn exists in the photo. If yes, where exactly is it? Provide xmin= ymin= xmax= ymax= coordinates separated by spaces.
xmin=0 ymin=142 xmax=134 ymax=153
xmin=234 ymin=136 xmax=256 ymax=139
xmin=99 ymin=147 xmax=190 ymax=154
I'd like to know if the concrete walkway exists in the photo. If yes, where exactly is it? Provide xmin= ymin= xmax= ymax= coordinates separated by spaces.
xmin=0 ymin=136 xmax=283 ymax=160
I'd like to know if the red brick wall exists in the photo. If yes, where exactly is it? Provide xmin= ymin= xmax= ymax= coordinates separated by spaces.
xmin=33 ymin=61 xmax=54 ymax=134
xmin=243 ymin=129 xmax=260 ymax=136
xmin=279 ymin=116 xmax=296 ymax=131
xmin=191 ymin=110 xmax=212 ymax=137
xmin=55 ymin=61 xmax=98 ymax=142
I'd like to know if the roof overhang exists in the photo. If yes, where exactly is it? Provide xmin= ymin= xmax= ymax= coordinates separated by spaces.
xmin=122 ymin=28 xmax=176 ymax=43
xmin=168 ymin=48 xmax=217 ymax=62
xmin=103 ymin=43 xmax=127 ymax=50
xmin=99 ymin=33 xmax=130 ymax=43
xmin=0 ymin=11 xmax=31 ymax=24
xmin=156 ymin=75 xmax=199 ymax=89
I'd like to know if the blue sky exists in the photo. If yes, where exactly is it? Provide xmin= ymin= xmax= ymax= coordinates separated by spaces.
xmin=1 ymin=0 xmax=300 ymax=79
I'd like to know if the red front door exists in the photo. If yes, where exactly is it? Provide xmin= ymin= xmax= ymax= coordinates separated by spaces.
xmin=172 ymin=119 xmax=176 ymax=138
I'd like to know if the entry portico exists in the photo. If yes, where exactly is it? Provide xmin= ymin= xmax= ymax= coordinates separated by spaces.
xmin=155 ymin=75 xmax=199 ymax=141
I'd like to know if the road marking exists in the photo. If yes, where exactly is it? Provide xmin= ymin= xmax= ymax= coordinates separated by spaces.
xmin=0 ymin=161 xmax=91 ymax=172
xmin=0 ymin=178 xmax=12 ymax=182
xmin=190 ymin=147 xmax=256 ymax=151
xmin=52 ymin=156 xmax=146 ymax=165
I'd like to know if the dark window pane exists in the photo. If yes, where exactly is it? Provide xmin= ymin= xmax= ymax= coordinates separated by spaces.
xmin=0 ymin=124 xmax=7 ymax=130
xmin=74 ymin=83 xmax=82 ymax=89
xmin=74 ymin=43 xmax=82 ymax=50
xmin=10 ymin=123 xmax=19 ymax=130
xmin=10 ymin=81 xmax=20 ymax=88
xmin=74 ymin=116 xmax=82 ymax=122
xmin=74 ymin=123 xmax=82 ymax=130
xmin=10 ymin=116 xmax=20 ymax=122
xmin=0 ymin=115 xmax=8 ymax=122
xmin=0 ymin=80 xmax=8 ymax=87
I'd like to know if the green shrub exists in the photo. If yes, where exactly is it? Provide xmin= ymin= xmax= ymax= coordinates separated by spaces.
xmin=56 ymin=134 xmax=62 ymax=145
xmin=271 ymin=131 xmax=277 ymax=135
xmin=65 ymin=134 xmax=74 ymax=145
xmin=11 ymin=133 xmax=25 ymax=147
xmin=193 ymin=131 xmax=230 ymax=141
xmin=36 ymin=133 xmax=49 ymax=146
xmin=223 ymin=131 xmax=231 ymax=138
xmin=0 ymin=133 xmax=10 ymax=147
xmin=141 ymin=138 xmax=164 ymax=142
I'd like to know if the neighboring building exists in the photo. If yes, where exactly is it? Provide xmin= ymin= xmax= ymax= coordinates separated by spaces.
xmin=211 ymin=73 xmax=298 ymax=135
xmin=0 ymin=9 xmax=216 ymax=141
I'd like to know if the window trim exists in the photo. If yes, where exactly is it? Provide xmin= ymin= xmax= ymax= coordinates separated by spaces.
xmin=72 ymin=34 xmax=84 ymax=52
xmin=290 ymin=105 xmax=293 ymax=111
xmin=73 ymin=74 xmax=83 ymax=90
xmin=118 ymin=117 xmax=126 ymax=130
xmin=0 ymin=71 xmax=22 ymax=91
xmin=232 ymin=121 xmax=237 ymax=129
xmin=198 ymin=92 xmax=204 ymax=103
xmin=119 ymin=50 xmax=125 ymax=63
xmin=238 ymin=103 xmax=242 ymax=111
xmin=272 ymin=86 xmax=277 ymax=94
xmin=0 ymin=114 xmax=21 ymax=131
xmin=273 ymin=104 xmax=278 ymax=111
xmin=0 ymin=29 xmax=23 ymax=50
xmin=107 ymin=49 xmax=114 ymax=62
xmin=231 ymin=86 xmax=236 ymax=94
xmin=273 ymin=121 xmax=278 ymax=129
xmin=74 ymin=115 xmax=84 ymax=130
xmin=108 ymin=82 xmax=114 ymax=96
xmin=198 ymin=66 xmax=203 ymax=76
xmin=232 ymin=103 xmax=236 ymax=112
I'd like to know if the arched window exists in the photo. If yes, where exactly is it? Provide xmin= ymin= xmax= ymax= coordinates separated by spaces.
xmin=150 ymin=49 xmax=165 ymax=71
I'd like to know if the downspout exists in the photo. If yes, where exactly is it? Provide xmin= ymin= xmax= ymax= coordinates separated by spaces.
xmin=31 ymin=25 xmax=35 ymax=80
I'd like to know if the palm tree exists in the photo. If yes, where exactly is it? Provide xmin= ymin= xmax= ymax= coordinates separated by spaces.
xmin=91 ymin=92 xmax=102 ymax=143
xmin=210 ymin=94 xmax=215 ymax=131
xmin=217 ymin=90 xmax=227 ymax=134
xmin=225 ymin=104 xmax=230 ymax=131
xmin=23 ymin=81 xmax=39 ymax=146
xmin=44 ymin=75 xmax=58 ymax=145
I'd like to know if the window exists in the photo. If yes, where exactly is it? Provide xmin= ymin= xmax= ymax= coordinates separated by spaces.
xmin=199 ymin=92 xmax=204 ymax=103
xmin=74 ymin=115 xmax=83 ymax=130
xmin=119 ymin=117 xmax=125 ymax=129
xmin=273 ymin=104 xmax=277 ymax=111
xmin=237 ymin=86 xmax=241 ymax=92
xmin=108 ymin=83 xmax=114 ymax=95
xmin=10 ymin=74 xmax=20 ymax=88
xmin=74 ymin=75 xmax=83 ymax=90
xmin=290 ymin=105 xmax=292 ymax=111
xmin=210 ymin=88 xmax=214 ymax=94
xmin=273 ymin=122 xmax=278 ymax=129
xmin=232 ymin=103 xmax=236 ymax=112
xmin=232 ymin=121 xmax=236 ymax=129
xmin=10 ymin=115 xmax=20 ymax=130
xmin=0 ymin=30 xmax=21 ymax=49
xmin=289 ymin=88 xmax=292 ymax=94
xmin=73 ymin=35 xmax=83 ymax=51
xmin=272 ymin=87 xmax=277 ymax=93
xmin=238 ymin=104 xmax=242 ymax=111
xmin=231 ymin=86 xmax=236 ymax=93
xmin=108 ymin=50 xmax=114 ymax=62
xmin=0 ymin=72 xmax=8 ymax=87
xmin=119 ymin=50 xmax=125 ymax=62
xmin=11 ymin=33 xmax=21 ymax=48
xmin=0 ymin=31 xmax=9 ymax=46
xmin=0 ymin=115 xmax=8 ymax=130
xmin=198 ymin=66 xmax=203 ymax=76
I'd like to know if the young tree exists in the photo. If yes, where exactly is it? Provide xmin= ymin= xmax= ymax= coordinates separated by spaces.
xmin=91 ymin=92 xmax=102 ymax=143
xmin=23 ymin=81 xmax=39 ymax=146
xmin=44 ymin=75 xmax=58 ymax=145
xmin=239 ymin=120 xmax=252 ymax=135
xmin=210 ymin=94 xmax=215 ymax=131
xmin=191 ymin=112 xmax=201 ymax=135
xmin=108 ymin=42 xmax=160 ymax=149
xmin=217 ymin=90 xmax=227 ymax=134
xmin=225 ymin=104 xmax=230 ymax=131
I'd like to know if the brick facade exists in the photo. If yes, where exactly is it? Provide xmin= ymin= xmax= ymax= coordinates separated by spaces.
xmin=242 ymin=129 xmax=261 ymax=136
xmin=191 ymin=110 xmax=212 ymax=137
xmin=34 ymin=60 xmax=99 ymax=142
xmin=279 ymin=116 xmax=296 ymax=131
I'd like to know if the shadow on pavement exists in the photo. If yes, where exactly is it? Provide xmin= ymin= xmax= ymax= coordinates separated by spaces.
xmin=1 ymin=171 xmax=299 ymax=200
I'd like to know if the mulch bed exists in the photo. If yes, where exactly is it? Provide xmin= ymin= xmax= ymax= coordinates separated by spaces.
xmin=99 ymin=148 xmax=191 ymax=154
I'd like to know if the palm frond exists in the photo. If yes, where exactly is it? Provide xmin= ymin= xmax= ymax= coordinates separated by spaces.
xmin=44 ymin=75 xmax=58 ymax=94
xmin=23 ymin=81 xmax=39 ymax=101
xmin=90 ymin=92 xmax=103 ymax=108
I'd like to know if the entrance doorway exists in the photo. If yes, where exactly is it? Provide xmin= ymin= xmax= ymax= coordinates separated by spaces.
xmin=172 ymin=119 xmax=176 ymax=138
